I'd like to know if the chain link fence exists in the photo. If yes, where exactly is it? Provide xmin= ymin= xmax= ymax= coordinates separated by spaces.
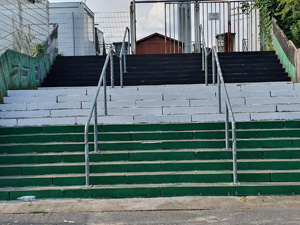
xmin=95 ymin=12 xmax=130 ymax=49
xmin=49 ymin=11 xmax=129 ymax=56
xmin=0 ymin=0 xmax=130 ymax=57
xmin=0 ymin=0 xmax=49 ymax=55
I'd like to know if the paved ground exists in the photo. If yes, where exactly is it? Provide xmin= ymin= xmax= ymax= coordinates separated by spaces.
xmin=1 ymin=196 xmax=300 ymax=224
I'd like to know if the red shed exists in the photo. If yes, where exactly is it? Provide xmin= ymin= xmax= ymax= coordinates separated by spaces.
xmin=136 ymin=33 xmax=183 ymax=55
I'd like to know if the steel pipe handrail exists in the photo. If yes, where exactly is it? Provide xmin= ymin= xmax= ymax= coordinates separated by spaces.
xmin=211 ymin=46 xmax=238 ymax=185
xmin=119 ymin=27 xmax=130 ymax=80
xmin=199 ymin=25 xmax=210 ymax=86
xmin=84 ymin=48 xmax=124 ymax=186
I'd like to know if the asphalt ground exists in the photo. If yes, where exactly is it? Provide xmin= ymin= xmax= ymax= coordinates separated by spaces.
xmin=1 ymin=196 xmax=300 ymax=224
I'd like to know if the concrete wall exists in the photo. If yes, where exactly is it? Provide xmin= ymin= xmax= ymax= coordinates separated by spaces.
xmin=272 ymin=18 xmax=300 ymax=82
xmin=0 ymin=26 xmax=58 ymax=103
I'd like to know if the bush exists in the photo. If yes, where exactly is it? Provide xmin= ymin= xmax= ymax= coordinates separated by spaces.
xmin=255 ymin=0 xmax=300 ymax=48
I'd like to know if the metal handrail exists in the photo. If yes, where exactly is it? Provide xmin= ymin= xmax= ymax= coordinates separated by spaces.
xmin=211 ymin=46 xmax=238 ymax=185
xmin=119 ymin=27 xmax=130 ymax=85
xmin=199 ymin=25 xmax=211 ymax=86
xmin=84 ymin=48 xmax=123 ymax=186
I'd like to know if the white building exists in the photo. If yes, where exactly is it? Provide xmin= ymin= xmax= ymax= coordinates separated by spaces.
xmin=49 ymin=2 xmax=99 ymax=56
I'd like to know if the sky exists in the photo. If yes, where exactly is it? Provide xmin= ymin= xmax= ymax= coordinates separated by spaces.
xmin=48 ymin=0 xmax=166 ymax=39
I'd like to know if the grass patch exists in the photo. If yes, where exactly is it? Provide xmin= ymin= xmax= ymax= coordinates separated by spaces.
xmin=29 ymin=210 xmax=47 ymax=214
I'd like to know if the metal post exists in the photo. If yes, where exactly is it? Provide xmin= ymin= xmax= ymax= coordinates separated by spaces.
xmin=194 ymin=2 xmax=200 ymax=53
xmin=128 ymin=28 xmax=131 ymax=55
xmin=199 ymin=25 xmax=202 ymax=54
xmin=232 ymin=122 xmax=238 ymax=184
xmin=72 ymin=12 xmax=76 ymax=56
xmin=225 ymin=104 xmax=229 ymax=150
xmin=165 ymin=3 xmax=167 ymax=54
xmin=218 ymin=69 xmax=221 ymax=113
xmin=94 ymin=103 xmax=98 ymax=153
xmin=205 ymin=54 xmax=208 ymax=86
xmin=133 ymin=0 xmax=137 ymax=54
xmin=202 ymin=29 xmax=205 ymax=71
xmin=169 ymin=3 xmax=171 ymax=54
xmin=103 ymin=72 xmax=107 ymax=116
xmin=84 ymin=126 xmax=90 ymax=186
xmin=212 ymin=52 xmax=216 ymax=85
xmin=173 ymin=4 xmax=176 ymax=53
xmin=120 ymin=57 xmax=123 ymax=88
xmin=124 ymin=47 xmax=127 ymax=73
xmin=110 ymin=51 xmax=114 ymax=88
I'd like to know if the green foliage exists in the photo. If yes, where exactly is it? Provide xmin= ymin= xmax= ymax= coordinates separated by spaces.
xmin=276 ymin=0 xmax=300 ymax=47
xmin=32 ymin=44 xmax=46 ymax=56
xmin=255 ymin=0 xmax=300 ymax=48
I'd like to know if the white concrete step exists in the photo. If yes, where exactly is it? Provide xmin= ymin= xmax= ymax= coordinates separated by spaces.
xmin=1 ymin=82 xmax=300 ymax=127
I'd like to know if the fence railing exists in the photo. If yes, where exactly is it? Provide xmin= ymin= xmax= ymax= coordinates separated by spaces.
xmin=200 ymin=24 xmax=238 ymax=184
xmin=199 ymin=24 xmax=211 ymax=86
xmin=211 ymin=46 xmax=238 ymax=184
xmin=84 ymin=28 xmax=130 ymax=186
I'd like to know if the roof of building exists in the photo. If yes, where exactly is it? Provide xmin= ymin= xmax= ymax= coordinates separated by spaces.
xmin=137 ymin=33 xmax=182 ymax=44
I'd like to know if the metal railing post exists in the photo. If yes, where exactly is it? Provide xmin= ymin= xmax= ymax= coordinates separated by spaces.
xmin=103 ymin=72 xmax=107 ymax=116
xmin=199 ymin=26 xmax=202 ymax=54
xmin=212 ymin=51 xmax=216 ymax=85
xmin=202 ymin=43 xmax=205 ymax=71
xmin=232 ymin=122 xmax=238 ymax=184
xmin=128 ymin=29 xmax=131 ymax=55
xmin=110 ymin=51 xmax=114 ymax=88
xmin=84 ymin=48 xmax=112 ymax=187
xmin=205 ymin=53 xmax=208 ymax=86
xmin=120 ymin=56 xmax=124 ymax=88
xmin=211 ymin=45 xmax=238 ymax=185
xmin=218 ymin=70 xmax=221 ymax=113
xmin=225 ymin=104 xmax=229 ymax=150
xmin=124 ymin=47 xmax=127 ymax=73
xmin=94 ymin=103 xmax=99 ymax=153
xmin=84 ymin=125 xmax=90 ymax=186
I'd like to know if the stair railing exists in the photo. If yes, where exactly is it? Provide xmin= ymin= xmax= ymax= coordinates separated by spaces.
xmin=199 ymin=25 xmax=212 ymax=86
xmin=119 ymin=27 xmax=131 ymax=84
xmin=211 ymin=46 xmax=238 ymax=185
xmin=84 ymin=47 xmax=123 ymax=187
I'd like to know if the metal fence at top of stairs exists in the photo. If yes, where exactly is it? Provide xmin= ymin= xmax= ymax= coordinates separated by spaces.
xmin=84 ymin=27 xmax=131 ymax=186
xmin=200 ymin=24 xmax=238 ymax=184
xmin=132 ymin=0 xmax=259 ymax=54
xmin=0 ymin=0 xmax=49 ymax=55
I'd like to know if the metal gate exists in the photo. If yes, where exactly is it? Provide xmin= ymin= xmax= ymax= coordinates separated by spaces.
xmin=132 ymin=0 xmax=259 ymax=53
xmin=195 ymin=1 xmax=259 ymax=52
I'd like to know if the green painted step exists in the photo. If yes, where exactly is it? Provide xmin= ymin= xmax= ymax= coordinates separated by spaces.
xmin=1 ymin=148 xmax=300 ymax=165
xmin=2 ymin=129 xmax=300 ymax=144
xmin=1 ymin=121 xmax=300 ymax=136
xmin=1 ymin=182 xmax=300 ymax=201
xmin=1 ymin=138 xmax=300 ymax=154
xmin=2 ymin=159 xmax=300 ymax=177
xmin=2 ymin=170 xmax=300 ymax=188
xmin=1 ymin=121 xmax=300 ymax=200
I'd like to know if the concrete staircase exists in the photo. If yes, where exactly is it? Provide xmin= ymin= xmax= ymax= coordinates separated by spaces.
xmin=1 ymin=121 xmax=300 ymax=200
xmin=40 ymin=52 xmax=289 ymax=87
xmin=1 ymin=82 xmax=300 ymax=127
